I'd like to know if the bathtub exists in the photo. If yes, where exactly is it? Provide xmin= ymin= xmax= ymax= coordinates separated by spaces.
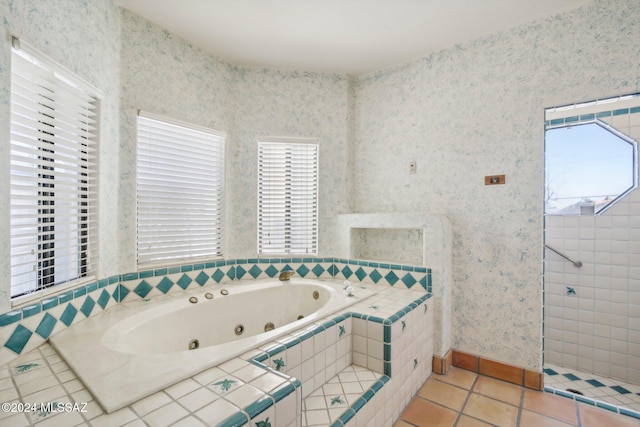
xmin=50 ymin=277 xmax=374 ymax=413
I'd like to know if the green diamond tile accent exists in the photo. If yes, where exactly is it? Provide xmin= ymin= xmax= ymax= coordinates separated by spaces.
xmin=236 ymin=266 xmax=246 ymax=279
xmin=329 ymin=264 xmax=339 ymax=276
xmin=134 ymin=280 xmax=153 ymax=298
xmin=611 ymin=385 xmax=631 ymax=394
xmin=341 ymin=266 xmax=353 ymax=279
xmin=369 ymin=269 xmax=382 ymax=283
xmin=248 ymin=265 xmax=262 ymax=279
xmin=177 ymin=274 xmax=192 ymax=290
xmin=112 ymin=284 xmax=129 ymax=302
xmin=264 ymin=265 xmax=278 ymax=277
xmin=563 ymin=373 xmax=581 ymax=381
xmin=402 ymin=273 xmax=417 ymax=288
xmin=586 ymin=379 xmax=605 ymax=387
xmin=35 ymin=313 xmax=57 ymax=339
xmin=80 ymin=297 xmax=96 ymax=318
xmin=157 ymin=277 xmax=174 ymax=294
xmin=4 ymin=325 xmax=33 ymax=354
xmin=212 ymin=269 xmax=225 ymax=283
xmin=385 ymin=271 xmax=399 ymax=286
xmin=97 ymin=289 xmax=110 ymax=309
xmin=195 ymin=271 xmax=209 ymax=286
xmin=227 ymin=266 xmax=236 ymax=280
xmin=355 ymin=267 xmax=367 ymax=281
xmin=60 ymin=304 xmax=78 ymax=326
xmin=296 ymin=264 xmax=310 ymax=277
xmin=311 ymin=264 xmax=325 ymax=277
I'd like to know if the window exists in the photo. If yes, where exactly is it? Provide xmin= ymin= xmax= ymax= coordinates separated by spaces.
xmin=136 ymin=112 xmax=225 ymax=267
xmin=258 ymin=140 xmax=318 ymax=255
xmin=545 ymin=94 xmax=639 ymax=215
xmin=10 ymin=39 xmax=99 ymax=299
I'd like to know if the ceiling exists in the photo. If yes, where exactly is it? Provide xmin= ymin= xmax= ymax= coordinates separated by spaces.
xmin=115 ymin=0 xmax=590 ymax=76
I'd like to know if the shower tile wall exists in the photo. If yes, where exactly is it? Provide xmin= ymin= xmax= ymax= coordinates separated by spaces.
xmin=544 ymin=189 xmax=640 ymax=385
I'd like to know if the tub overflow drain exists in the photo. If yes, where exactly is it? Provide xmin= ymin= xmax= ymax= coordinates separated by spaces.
xmin=264 ymin=322 xmax=275 ymax=332
xmin=188 ymin=339 xmax=200 ymax=350
xmin=312 ymin=291 xmax=319 ymax=300
xmin=234 ymin=324 xmax=244 ymax=335
xmin=297 ymin=315 xmax=304 ymax=320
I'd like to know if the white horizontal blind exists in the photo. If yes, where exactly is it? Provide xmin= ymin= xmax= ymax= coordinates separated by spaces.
xmin=258 ymin=141 xmax=318 ymax=255
xmin=136 ymin=113 xmax=225 ymax=266
xmin=10 ymin=43 xmax=99 ymax=298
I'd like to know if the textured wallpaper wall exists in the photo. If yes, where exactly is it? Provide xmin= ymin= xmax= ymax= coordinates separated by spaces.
xmin=0 ymin=0 xmax=122 ymax=313
xmin=352 ymin=0 xmax=640 ymax=369
xmin=0 ymin=0 xmax=638 ymax=372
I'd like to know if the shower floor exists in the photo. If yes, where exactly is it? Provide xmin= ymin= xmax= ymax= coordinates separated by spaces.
xmin=544 ymin=364 xmax=640 ymax=415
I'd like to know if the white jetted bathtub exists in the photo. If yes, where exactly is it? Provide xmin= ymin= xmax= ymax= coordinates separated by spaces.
xmin=50 ymin=278 xmax=371 ymax=413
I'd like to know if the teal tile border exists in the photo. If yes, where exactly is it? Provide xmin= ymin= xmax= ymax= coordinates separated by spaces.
xmin=544 ymin=386 xmax=640 ymax=421
xmin=545 ymin=100 xmax=640 ymax=128
xmin=2 ymin=256 xmax=433 ymax=424
xmin=247 ymin=292 xmax=430 ymax=426
xmin=1 ymin=257 xmax=431 ymax=359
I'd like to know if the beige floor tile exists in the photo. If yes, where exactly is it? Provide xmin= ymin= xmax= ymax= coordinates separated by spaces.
xmin=520 ymin=409 xmax=576 ymax=427
xmin=417 ymin=378 xmax=469 ymax=411
xmin=455 ymin=415 xmax=493 ymax=427
xmin=462 ymin=393 xmax=519 ymax=427
xmin=522 ymin=389 xmax=578 ymax=425
xmin=472 ymin=376 xmax=523 ymax=407
xmin=401 ymin=397 xmax=458 ymax=427
xmin=579 ymin=403 xmax=640 ymax=427
xmin=433 ymin=367 xmax=477 ymax=390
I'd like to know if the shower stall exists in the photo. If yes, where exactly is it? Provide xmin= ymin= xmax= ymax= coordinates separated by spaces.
xmin=543 ymin=93 xmax=640 ymax=414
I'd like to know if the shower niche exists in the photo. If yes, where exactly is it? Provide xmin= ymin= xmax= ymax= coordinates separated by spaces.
xmin=351 ymin=227 xmax=423 ymax=265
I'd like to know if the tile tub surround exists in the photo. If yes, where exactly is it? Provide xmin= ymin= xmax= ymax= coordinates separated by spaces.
xmin=0 ymin=281 xmax=433 ymax=426
xmin=0 ymin=257 xmax=431 ymax=365
xmin=49 ymin=278 xmax=377 ymax=413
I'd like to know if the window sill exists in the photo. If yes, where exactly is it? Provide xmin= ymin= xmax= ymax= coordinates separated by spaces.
xmin=11 ymin=276 xmax=97 ymax=309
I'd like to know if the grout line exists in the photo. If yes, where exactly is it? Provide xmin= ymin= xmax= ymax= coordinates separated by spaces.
xmin=515 ymin=381 xmax=525 ymax=427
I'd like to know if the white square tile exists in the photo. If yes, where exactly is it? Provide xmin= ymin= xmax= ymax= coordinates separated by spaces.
xmin=131 ymin=391 xmax=172 ymax=417
xmin=143 ymin=402 xmax=189 ymax=427
xmin=194 ymin=399 xmax=239 ymax=425
xmin=225 ymin=384 xmax=266 ymax=408
xmin=177 ymin=387 xmax=218 ymax=412
xmin=165 ymin=378 xmax=201 ymax=400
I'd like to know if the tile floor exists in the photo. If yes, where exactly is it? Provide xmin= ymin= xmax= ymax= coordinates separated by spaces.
xmin=302 ymin=365 xmax=385 ymax=426
xmin=544 ymin=364 xmax=640 ymax=414
xmin=394 ymin=367 xmax=640 ymax=427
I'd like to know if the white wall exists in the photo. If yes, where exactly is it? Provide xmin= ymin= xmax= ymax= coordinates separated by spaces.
xmin=0 ymin=0 xmax=122 ymax=313
xmin=0 ymin=0 xmax=638 ymax=374
xmin=352 ymin=0 xmax=640 ymax=370
xmin=227 ymin=67 xmax=352 ymax=258
xmin=117 ymin=9 xmax=234 ymax=272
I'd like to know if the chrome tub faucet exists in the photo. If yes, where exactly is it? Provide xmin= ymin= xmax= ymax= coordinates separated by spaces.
xmin=279 ymin=270 xmax=295 ymax=281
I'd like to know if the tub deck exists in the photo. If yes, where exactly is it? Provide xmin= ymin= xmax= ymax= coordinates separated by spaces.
xmin=1 ymin=281 xmax=432 ymax=427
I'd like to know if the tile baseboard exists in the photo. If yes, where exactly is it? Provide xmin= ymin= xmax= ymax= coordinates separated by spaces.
xmin=448 ymin=349 xmax=543 ymax=391
xmin=432 ymin=348 xmax=453 ymax=375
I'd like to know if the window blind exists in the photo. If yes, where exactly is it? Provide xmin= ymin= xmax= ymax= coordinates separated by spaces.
xmin=136 ymin=112 xmax=225 ymax=266
xmin=10 ymin=42 xmax=99 ymax=299
xmin=258 ymin=141 xmax=318 ymax=255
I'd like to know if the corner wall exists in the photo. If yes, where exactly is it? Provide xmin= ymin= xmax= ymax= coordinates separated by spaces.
xmin=352 ymin=0 xmax=640 ymax=370
xmin=0 ymin=0 xmax=122 ymax=313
